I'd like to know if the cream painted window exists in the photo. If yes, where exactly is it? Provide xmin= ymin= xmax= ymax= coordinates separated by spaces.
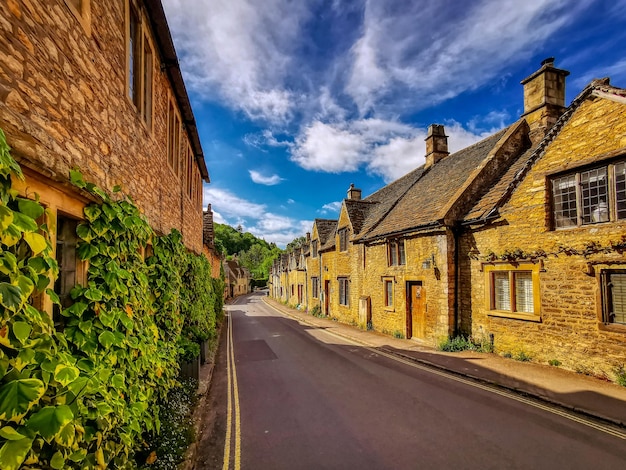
xmin=551 ymin=159 xmax=626 ymax=228
xmin=485 ymin=263 xmax=541 ymax=320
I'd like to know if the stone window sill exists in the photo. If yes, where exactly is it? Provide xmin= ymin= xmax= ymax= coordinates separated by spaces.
xmin=488 ymin=310 xmax=542 ymax=322
xmin=598 ymin=322 xmax=626 ymax=334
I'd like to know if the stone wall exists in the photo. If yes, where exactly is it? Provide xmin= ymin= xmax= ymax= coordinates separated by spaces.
xmin=0 ymin=0 xmax=204 ymax=253
xmin=463 ymin=96 xmax=626 ymax=377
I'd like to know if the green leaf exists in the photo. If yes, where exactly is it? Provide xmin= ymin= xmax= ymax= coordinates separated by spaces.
xmin=46 ymin=288 xmax=60 ymax=305
xmin=50 ymin=451 xmax=65 ymax=469
xmin=69 ymin=168 xmax=85 ymax=188
xmin=23 ymin=232 xmax=47 ymax=255
xmin=83 ymin=204 xmax=102 ymax=222
xmin=12 ymin=322 xmax=31 ymax=343
xmin=27 ymin=256 xmax=47 ymax=273
xmin=54 ymin=365 xmax=80 ymax=387
xmin=75 ymin=223 xmax=94 ymax=242
xmin=0 ymin=205 xmax=14 ymax=231
xmin=98 ymin=331 xmax=115 ymax=349
xmin=98 ymin=310 xmax=117 ymax=328
xmin=10 ymin=211 xmax=38 ymax=232
xmin=14 ymin=349 xmax=36 ymax=372
xmin=16 ymin=275 xmax=34 ymax=298
xmin=26 ymin=405 xmax=73 ymax=443
xmin=96 ymin=401 xmax=113 ymax=416
xmin=0 ymin=223 xmax=21 ymax=246
xmin=78 ymin=320 xmax=92 ymax=334
xmin=0 ymin=378 xmax=45 ymax=422
xmin=77 ymin=242 xmax=99 ymax=260
xmin=0 ymin=436 xmax=33 ymax=470
xmin=0 ymin=426 xmax=27 ymax=440
xmin=0 ymin=283 xmax=23 ymax=310
xmin=66 ymin=376 xmax=89 ymax=397
xmin=68 ymin=448 xmax=87 ymax=462
xmin=84 ymin=287 xmax=102 ymax=301
xmin=55 ymin=422 xmax=75 ymax=447
xmin=17 ymin=198 xmax=44 ymax=220
xmin=110 ymin=374 xmax=125 ymax=389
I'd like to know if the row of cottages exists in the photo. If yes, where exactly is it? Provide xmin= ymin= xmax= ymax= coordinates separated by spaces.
xmin=224 ymin=259 xmax=251 ymax=298
xmin=272 ymin=59 xmax=626 ymax=377
xmin=0 ymin=0 xmax=212 ymax=322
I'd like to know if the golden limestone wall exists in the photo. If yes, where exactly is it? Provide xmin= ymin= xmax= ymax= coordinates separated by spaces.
xmin=0 ymin=0 xmax=204 ymax=252
xmin=464 ymin=97 xmax=626 ymax=377
xmin=362 ymin=232 xmax=454 ymax=344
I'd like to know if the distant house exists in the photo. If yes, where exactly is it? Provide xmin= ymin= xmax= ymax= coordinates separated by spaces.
xmin=0 ymin=0 xmax=209 ymax=321
xmin=271 ymin=59 xmax=626 ymax=377
xmin=225 ymin=259 xmax=250 ymax=298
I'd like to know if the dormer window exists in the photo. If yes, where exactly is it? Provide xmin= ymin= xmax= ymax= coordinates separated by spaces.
xmin=551 ymin=159 xmax=626 ymax=228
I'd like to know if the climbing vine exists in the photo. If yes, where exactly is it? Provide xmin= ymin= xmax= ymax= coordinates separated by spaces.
xmin=0 ymin=129 xmax=223 ymax=469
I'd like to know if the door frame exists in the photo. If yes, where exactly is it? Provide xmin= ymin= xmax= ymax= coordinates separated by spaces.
xmin=324 ymin=280 xmax=330 ymax=316
xmin=406 ymin=281 xmax=423 ymax=339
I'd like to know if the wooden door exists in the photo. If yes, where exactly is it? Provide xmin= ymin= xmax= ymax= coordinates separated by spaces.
xmin=297 ymin=284 xmax=303 ymax=304
xmin=407 ymin=282 xmax=426 ymax=339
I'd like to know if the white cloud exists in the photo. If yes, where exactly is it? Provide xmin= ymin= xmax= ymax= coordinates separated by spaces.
xmin=287 ymin=199 xmax=295 ymax=204
xmin=162 ymin=0 xmax=312 ymax=123
xmin=249 ymin=170 xmax=284 ymax=186
xmin=204 ymin=187 xmax=266 ymax=219
xmin=346 ymin=0 xmax=589 ymax=115
xmin=319 ymin=201 xmax=342 ymax=214
xmin=571 ymin=58 xmax=626 ymax=90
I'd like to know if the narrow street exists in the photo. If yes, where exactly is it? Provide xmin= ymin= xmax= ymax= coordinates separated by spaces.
xmin=194 ymin=292 xmax=626 ymax=469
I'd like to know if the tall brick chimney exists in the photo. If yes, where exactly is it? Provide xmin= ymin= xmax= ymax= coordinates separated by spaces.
xmin=347 ymin=183 xmax=362 ymax=200
xmin=424 ymin=124 xmax=449 ymax=169
xmin=521 ymin=57 xmax=569 ymax=144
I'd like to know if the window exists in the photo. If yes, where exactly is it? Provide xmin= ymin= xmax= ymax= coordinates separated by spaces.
xmin=485 ymin=264 xmax=540 ymax=320
xmin=338 ymin=277 xmax=349 ymax=306
xmin=312 ymin=240 xmax=318 ymax=257
xmin=384 ymin=279 xmax=394 ymax=307
xmin=167 ymin=100 xmax=181 ymax=174
xmin=312 ymin=277 xmax=319 ymax=298
xmin=127 ymin=1 xmax=153 ymax=126
xmin=187 ymin=147 xmax=194 ymax=199
xmin=388 ymin=240 xmax=406 ymax=266
xmin=601 ymin=270 xmax=626 ymax=326
xmin=551 ymin=159 xmax=626 ymax=228
xmin=338 ymin=228 xmax=348 ymax=252
xmin=54 ymin=215 xmax=80 ymax=329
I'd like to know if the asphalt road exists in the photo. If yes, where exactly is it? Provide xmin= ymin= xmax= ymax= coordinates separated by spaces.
xmin=195 ymin=292 xmax=626 ymax=469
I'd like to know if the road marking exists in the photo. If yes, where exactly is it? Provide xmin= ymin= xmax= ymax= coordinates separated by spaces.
xmin=263 ymin=300 xmax=626 ymax=441
xmin=222 ymin=311 xmax=242 ymax=470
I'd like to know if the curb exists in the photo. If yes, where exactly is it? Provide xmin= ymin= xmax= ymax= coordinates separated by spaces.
xmin=262 ymin=297 xmax=626 ymax=429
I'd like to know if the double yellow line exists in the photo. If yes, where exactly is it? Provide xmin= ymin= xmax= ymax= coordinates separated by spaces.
xmin=222 ymin=311 xmax=241 ymax=470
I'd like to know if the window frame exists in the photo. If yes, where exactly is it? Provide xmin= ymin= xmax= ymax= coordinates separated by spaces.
xmin=388 ymin=240 xmax=406 ymax=266
xmin=166 ymin=98 xmax=181 ymax=176
xmin=550 ymin=158 xmax=626 ymax=229
xmin=383 ymin=278 xmax=394 ymax=308
xmin=600 ymin=269 xmax=626 ymax=330
xmin=311 ymin=277 xmax=319 ymax=299
xmin=338 ymin=277 xmax=349 ymax=306
xmin=126 ymin=0 xmax=154 ymax=128
xmin=312 ymin=240 xmax=318 ymax=257
xmin=338 ymin=228 xmax=348 ymax=252
xmin=484 ymin=262 xmax=541 ymax=322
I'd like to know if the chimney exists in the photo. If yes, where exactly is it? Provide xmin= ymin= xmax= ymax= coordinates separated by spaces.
xmin=347 ymin=183 xmax=362 ymax=200
xmin=306 ymin=232 xmax=311 ymax=243
xmin=521 ymin=57 xmax=570 ymax=144
xmin=424 ymin=124 xmax=449 ymax=169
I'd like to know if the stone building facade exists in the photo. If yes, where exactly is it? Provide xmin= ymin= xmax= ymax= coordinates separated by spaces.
xmin=1 ymin=0 xmax=209 ymax=318
xmin=270 ymin=59 xmax=626 ymax=378
xmin=203 ymin=204 xmax=223 ymax=279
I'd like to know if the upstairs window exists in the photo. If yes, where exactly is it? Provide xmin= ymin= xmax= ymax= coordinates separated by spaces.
xmin=127 ymin=1 xmax=153 ymax=126
xmin=311 ymin=277 xmax=319 ymax=299
xmin=388 ymin=240 xmax=406 ymax=266
xmin=551 ymin=159 xmax=626 ymax=228
xmin=338 ymin=228 xmax=348 ymax=252
xmin=167 ymin=100 xmax=181 ymax=175
xmin=312 ymin=240 xmax=318 ymax=257
xmin=601 ymin=270 xmax=626 ymax=326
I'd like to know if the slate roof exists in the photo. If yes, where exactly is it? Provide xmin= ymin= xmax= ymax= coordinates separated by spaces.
xmin=314 ymin=219 xmax=338 ymax=252
xmin=344 ymin=199 xmax=376 ymax=234
xmin=358 ymin=127 xmax=510 ymax=241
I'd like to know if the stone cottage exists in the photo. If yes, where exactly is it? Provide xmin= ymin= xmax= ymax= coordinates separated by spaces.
xmin=0 ymin=0 xmax=209 ymax=320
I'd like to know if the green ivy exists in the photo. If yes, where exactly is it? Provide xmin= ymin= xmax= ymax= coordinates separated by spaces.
xmin=0 ymin=128 xmax=223 ymax=469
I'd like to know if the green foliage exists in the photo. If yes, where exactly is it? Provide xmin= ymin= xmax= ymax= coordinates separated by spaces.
xmin=0 ymin=130 xmax=224 ymax=468
xmin=614 ymin=365 xmax=626 ymax=387
xmin=392 ymin=330 xmax=405 ymax=339
xmin=438 ymin=335 xmax=493 ymax=353
xmin=285 ymin=236 xmax=307 ymax=253
xmin=515 ymin=351 xmax=532 ymax=362
xmin=548 ymin=359 xmax=561 ymax=367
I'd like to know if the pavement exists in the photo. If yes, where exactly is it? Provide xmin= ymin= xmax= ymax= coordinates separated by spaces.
xmin=262 ymin=296 xmax=626 ymax=428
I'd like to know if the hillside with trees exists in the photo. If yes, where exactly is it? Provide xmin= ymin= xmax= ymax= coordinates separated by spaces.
xmin=214 ymin=223 xmax=282 ymax=280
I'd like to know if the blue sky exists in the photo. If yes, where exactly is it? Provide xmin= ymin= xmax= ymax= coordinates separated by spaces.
xmin=161 ymin=0 xmax=626 ymax=247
